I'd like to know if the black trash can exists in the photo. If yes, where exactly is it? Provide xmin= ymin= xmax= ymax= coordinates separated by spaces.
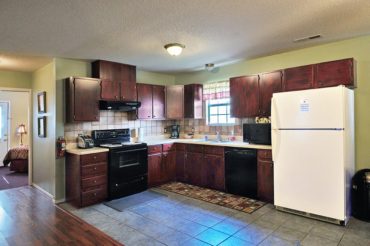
xmin=351 ymin=169 xmax=370 ymax=221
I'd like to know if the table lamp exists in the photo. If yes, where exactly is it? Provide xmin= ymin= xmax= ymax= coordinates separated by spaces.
xmin=17 ymin=124 xmax=27 ymax=145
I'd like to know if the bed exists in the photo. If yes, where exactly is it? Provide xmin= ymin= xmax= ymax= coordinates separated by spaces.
xmin=3 ymin=145 xmax=29 ymax=173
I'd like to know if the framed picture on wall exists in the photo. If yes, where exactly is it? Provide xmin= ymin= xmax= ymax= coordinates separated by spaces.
xmin=37 ymin=91 xmax=46 ymax=113
xmin=38 ymin=116 xmax=46 ymax=138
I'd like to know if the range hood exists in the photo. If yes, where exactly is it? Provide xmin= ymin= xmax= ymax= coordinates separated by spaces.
xmin=99 ymin=100 xmax=141 ymax=111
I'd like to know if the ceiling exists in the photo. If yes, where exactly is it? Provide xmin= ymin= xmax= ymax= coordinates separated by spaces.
xmin=1 ymin=0 xmax=370 ymax=73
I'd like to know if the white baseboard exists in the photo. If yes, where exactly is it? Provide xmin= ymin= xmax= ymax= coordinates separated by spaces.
xmin=54 ymin=198 xmax=66 ymax=204
xmin=32 ymin=183 xmax=54 ymax=199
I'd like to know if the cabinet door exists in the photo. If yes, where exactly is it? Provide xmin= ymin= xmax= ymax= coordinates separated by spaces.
xmin=100 ymin=79 xmax=120 ymax=100
xmin=152 ymin=85 xmax=166 ymax=120
xmin=204 ymin=154 xmax=225 ymax=191
xmin=166 ymin=85 xmax=184 ymax=119
xmin=176 ymin=151 xmax=186 ymax=182
xmin=73 ymin=77 xmax=100 ymax=122
xmin=230 ymin=75 xmax=259 ymax=117
xmin=184 ymin=84 xmax=203 ymax=119
xmin=315 ymin=58 xmax=354 ymax=88
xmin=148 ymin=153 xmax=162 ymax=187
xmin=120 ymin=64 xmax=137 ymax=101
xmin=185 ymin=152 xmax=204 ymax=186
xmin=162 ymin=151 xmax=176 ymax=183
xmin=257 ymin=160 xmax=274 ymax=203
xmin=259 ymin=71 xmax=282 ymax=116
xmin=283 ymin=65 xmax=314 ymax=92
xmin=137 ymin=84 xmax=153 ymax=119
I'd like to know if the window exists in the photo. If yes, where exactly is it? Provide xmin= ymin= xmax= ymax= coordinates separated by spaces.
xmin=206 ymin=98 xmax=235 ymax=125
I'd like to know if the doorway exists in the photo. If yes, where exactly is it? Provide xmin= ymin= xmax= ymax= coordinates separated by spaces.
xmin=0 ymin=90 xmax=31 ymax=190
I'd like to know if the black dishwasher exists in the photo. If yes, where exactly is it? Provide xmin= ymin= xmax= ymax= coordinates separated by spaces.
xmin=225 ymin=148 xmax=257 ymax=198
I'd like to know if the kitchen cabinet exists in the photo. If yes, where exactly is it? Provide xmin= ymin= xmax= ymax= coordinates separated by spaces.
xmin=315 ymin=58 xmax=355 ymax=88
xmin=66 ymin=152 xmax=108 ymax=207
xmin=92 ymin=60 xmax=137 ymax=101
xmin=230 ymin=71 xmax=281 ymax=118
xmin=175 ymin=144 xmax=186 ymax=182
xmin=185 ymin=151 xmax=204 ymax=186
xmin=257 ymin=149 xmax=274 ymax=203
xmin=283 ymin=65 xmax=314 ymax=92
xmin=184 ymin=84 xmax=203 ymax=119
xmin=147 ymin=144 xmax=176 ymax=187
xmin=166 ymin=85 xmax=184 ymax=119
xmin=137 ymin=83 xmax=165 ymax=120
xmin=259 ymin=71 xmax=283 ymax=116
xmin=230 ymin=75 xmax=259 ymax=118
xmin=203 ymin=146 xmax=225 ymax=191
xmin=65 ymin=77 xmax=100 ymax=122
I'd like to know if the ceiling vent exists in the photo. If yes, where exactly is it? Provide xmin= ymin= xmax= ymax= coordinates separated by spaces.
xmin=293 ymin=34 xmax=322 ymax=43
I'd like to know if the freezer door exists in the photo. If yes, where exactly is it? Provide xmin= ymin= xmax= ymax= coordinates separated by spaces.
xmin=271 ymin=86 xmax=347 ymax=129
xmin=273 ymin=129 xmax=346 ymax=221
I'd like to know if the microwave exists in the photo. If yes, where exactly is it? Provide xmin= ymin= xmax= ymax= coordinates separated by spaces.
xmin=243 ymin=123 xmax=271 ymax=145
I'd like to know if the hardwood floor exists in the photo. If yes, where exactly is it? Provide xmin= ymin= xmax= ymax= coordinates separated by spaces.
xmin=0 ymin=186 xmax=122 ymax=246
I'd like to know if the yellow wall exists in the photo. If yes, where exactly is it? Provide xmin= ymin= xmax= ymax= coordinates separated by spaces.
xmin=175 ymin=35 xmax=370 ymax=171
xmin=0 ymin=70 xmax=32 ymax=89
xmin=137 ymin=70 xmax=175 ymax=85
xmin=32 ymin=60 xmax=56 ymax=196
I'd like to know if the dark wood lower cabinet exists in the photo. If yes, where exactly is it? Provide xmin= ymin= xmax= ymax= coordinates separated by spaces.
xmin=162 ymin=151 xmax=176 ymax=183
xmin=148 ymin=153 xmax=162 ymax=187
xmin=257 ymin=150 xmax=274 ymax=203
xmin=203 ymin=154 xmax=225 ymax=191
xmin=175 ymin=150 xmax=186 ymax=182
xmin=185 ymin=152 xmax=204 ymax=187
xmin=66 ymin=152 xmax=108 ymax=207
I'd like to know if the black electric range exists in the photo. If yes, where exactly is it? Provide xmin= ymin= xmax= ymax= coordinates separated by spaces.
xmin=92 ymin=129 xmax=148 ymax=200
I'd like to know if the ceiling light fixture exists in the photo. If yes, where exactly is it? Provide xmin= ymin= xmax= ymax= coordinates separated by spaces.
xmin=205 ymin=63 xmax=215 ymax=71
xmin=164 ymin=43 xmax=185 ymax=56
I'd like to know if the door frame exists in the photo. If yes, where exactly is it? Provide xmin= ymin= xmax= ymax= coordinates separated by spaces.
xmin=0 ymin=87 xmax=32 ymax=185
xmin=0 ymin=100 xmax=11 ymax=165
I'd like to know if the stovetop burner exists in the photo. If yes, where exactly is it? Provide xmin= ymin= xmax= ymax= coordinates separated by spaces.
xmin=92 ymin=129 xmax=147 ymax=150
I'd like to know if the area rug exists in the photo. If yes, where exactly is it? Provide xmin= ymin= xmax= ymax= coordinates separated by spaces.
xmin=104 ymin=190 xmax=167 ymax=211
xmin=0 ymin=166 xmax=28 ymax=190
xmin=158 ymin=182 xmax=265 ymax=214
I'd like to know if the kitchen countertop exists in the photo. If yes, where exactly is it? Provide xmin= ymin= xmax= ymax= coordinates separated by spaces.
xmin=66 ymin=147 xmax=109 ymax=155
xmin=143 ymin=138 xmax=272 ymax=150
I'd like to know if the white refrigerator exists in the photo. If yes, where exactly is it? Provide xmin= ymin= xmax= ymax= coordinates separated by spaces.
xmin=271 ymin=86 xmax=354 ymax=225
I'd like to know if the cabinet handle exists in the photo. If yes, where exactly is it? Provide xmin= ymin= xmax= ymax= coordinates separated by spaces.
xmin=148 ymin=116 xmax=151 ymax=118
xmin=94 ymin=193 xmax=97 ymax=196
xmin=94 ymin=167 xmax=97 ymax=170
xmin=122 ymin=96 xmax=125 ymax=99
xmin=153 ymin=115 xmax=156 ymax=118
xmin=93 ymin=156 xmax=97 ymax=159
xmin=115 ymin=96 xmax=118 ymax=99
xmin=94 ymin=180 xmax=97 ymax=183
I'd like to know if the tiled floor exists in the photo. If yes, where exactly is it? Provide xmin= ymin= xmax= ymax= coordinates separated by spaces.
xmin=59 ymin=188 xmax=370 ymax=246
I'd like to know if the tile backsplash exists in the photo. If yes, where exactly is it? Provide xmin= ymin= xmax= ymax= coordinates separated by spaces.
xmin=64 ymin=110 xmax=254 ymax=143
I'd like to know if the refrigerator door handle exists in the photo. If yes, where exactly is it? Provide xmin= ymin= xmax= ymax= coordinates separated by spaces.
xmin=271 ymin=129 xmax=280 ymax=162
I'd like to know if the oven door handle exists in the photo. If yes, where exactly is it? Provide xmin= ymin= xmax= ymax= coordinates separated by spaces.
xmin=120 ymin=162 xmax=140 ymax=168
xmin=116 ymin=148 xmax=147 ymax=153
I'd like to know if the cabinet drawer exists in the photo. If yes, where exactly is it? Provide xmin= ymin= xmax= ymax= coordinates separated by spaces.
xmin=81 ymin=185 xmax=107 ymax=206
xmin=186 ymin=144 xmax=203 ymax=153
xmin=81 ymin=163 xmax=107 ymax=178
xmin=258 ymin=149 xmax=272 ymax=161
xmin=81 ymin=175 xmax=107 ymax=190
xmin=163 ymin=143 xmax=175 ymax=152
xmin=148 ymin=145 xmax=162 ymax=154
xmin=204 ymin=146 xmax=224 ymax=156
xmin=80 ymin=152 xmax=107 ymax=165
xmin=175 ymin=143 xmax=185 ymax=151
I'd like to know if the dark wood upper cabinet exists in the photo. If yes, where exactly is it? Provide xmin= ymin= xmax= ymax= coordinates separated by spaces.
xmin=315 ymin=58 xmax=355 ymax=88
xmin=152 ymin=85 xmax=166 ymax=120
xmin=65 ymin=77 xmax=100 ymax=122
xmin=283 ymin=65 xmax=314 ymax=92
xmin=92 ymin=60 xmax=137 ymax=101
xmin=230 ymin=75 xmax=259 ymax=118
xmin=136 ymin=83 xmax=165 ymax=120
xmin=137 ymin=83 xmax=153 ymax=119
xmin=100 ymin=80 xmax=120 ymax=100
xmin=166 ymin=85 xmax=184 ymax=119
xmin=259 ymin=71 xmax=282 ymax=116
xmin=184 ymin=84 xmax=203 ymax=119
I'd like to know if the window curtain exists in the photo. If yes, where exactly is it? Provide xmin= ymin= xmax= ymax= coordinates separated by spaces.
xmin=202 ymin=80 xmax=230 ymax=101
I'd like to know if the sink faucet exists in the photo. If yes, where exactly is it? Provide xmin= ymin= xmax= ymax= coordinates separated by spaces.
xmin=216 ymin=131 xmax=222 ymax=142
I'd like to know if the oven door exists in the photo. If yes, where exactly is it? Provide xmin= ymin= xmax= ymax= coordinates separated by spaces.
xmin=109 ymin=147 xmax=148 ymax=181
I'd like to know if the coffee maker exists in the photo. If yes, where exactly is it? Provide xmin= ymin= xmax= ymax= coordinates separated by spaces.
xmin=169 ymin=125 xmax=180 ymax=139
